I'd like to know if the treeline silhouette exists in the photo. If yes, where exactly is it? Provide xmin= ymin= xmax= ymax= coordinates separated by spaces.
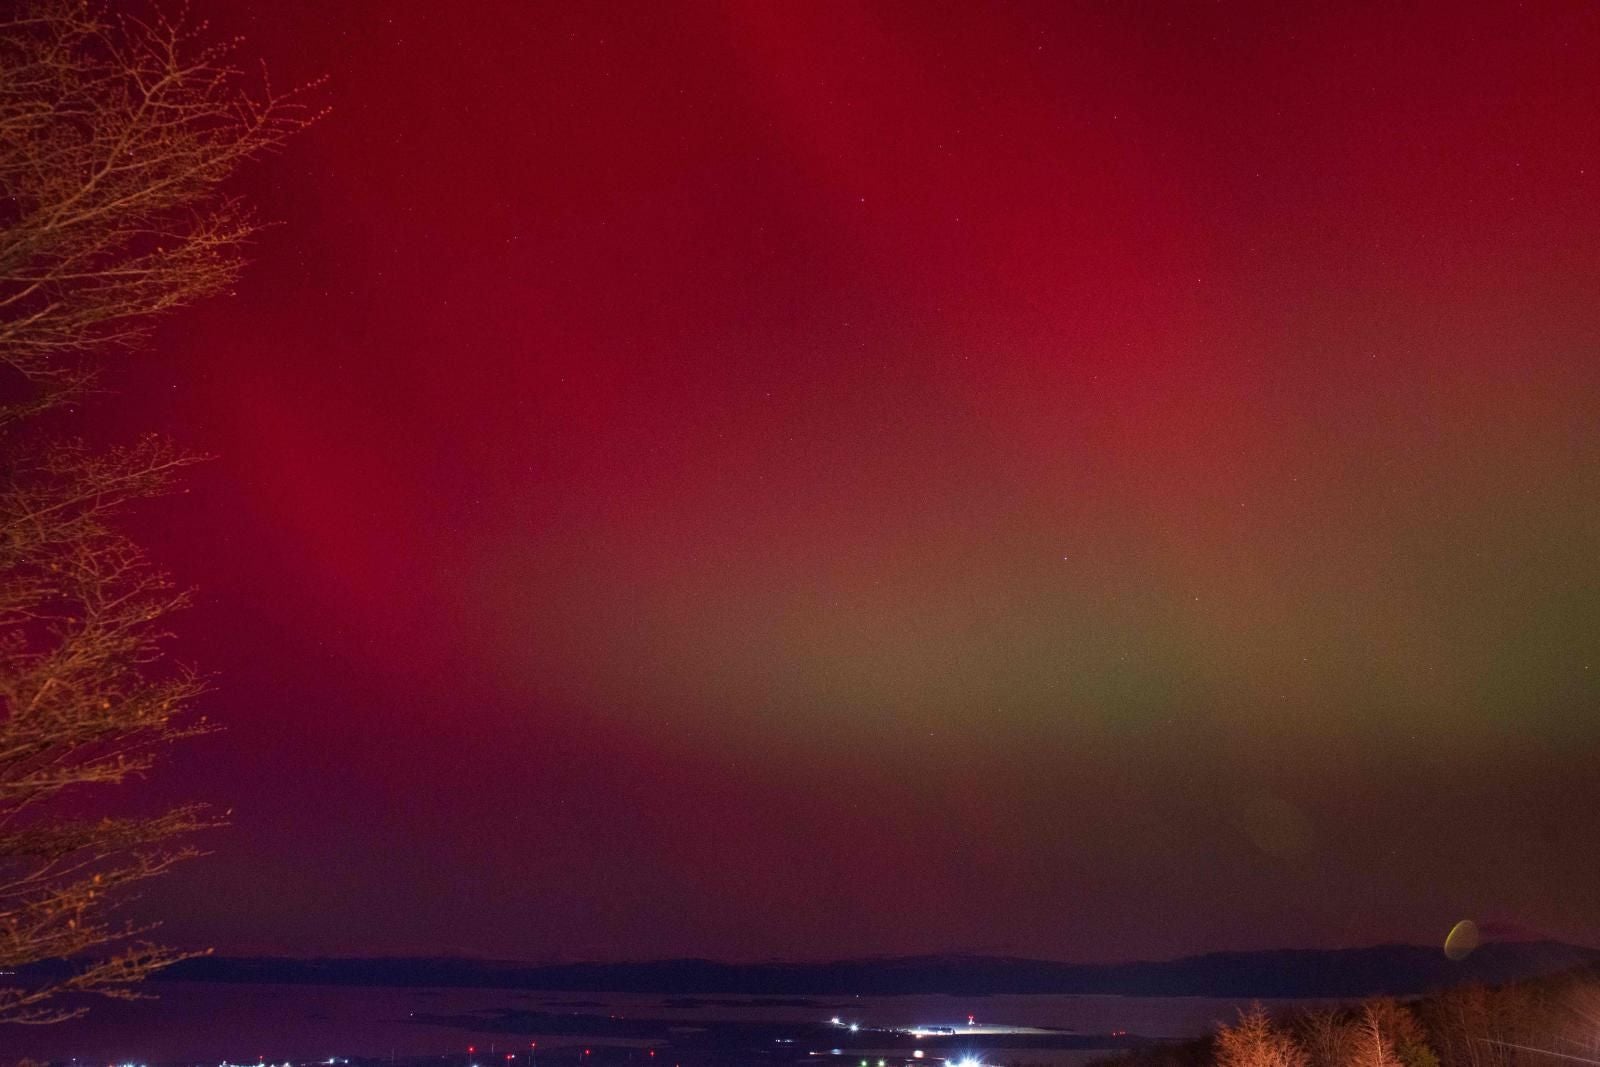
xmin=1093 ymin=964 xmax=1600 ymax=1067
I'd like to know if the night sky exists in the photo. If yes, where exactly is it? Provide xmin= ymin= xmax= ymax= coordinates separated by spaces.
xmin=103 ymin=0 xmax=1600 ymax=963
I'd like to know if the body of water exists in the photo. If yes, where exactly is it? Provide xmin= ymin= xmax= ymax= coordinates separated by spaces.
xmin=8 ymin=984 xmax=1338 ymax=1065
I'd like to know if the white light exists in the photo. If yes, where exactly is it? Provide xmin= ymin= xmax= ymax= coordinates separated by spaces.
xmin=849 ymin=1024 xmax=860 ymax=1033
xmin=832 ymin=1017 xmax=843 ymax=1026
xmin=915 ymin=1053 xmax=924 ymax=1060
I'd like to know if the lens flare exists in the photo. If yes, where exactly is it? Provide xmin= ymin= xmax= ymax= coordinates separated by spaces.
xmin=1444 ymin=919 xmax=1480 ymax=961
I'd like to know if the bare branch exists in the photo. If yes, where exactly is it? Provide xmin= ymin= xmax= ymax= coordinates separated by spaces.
xmin=1 ymin=0 xmax=317 ymax=1024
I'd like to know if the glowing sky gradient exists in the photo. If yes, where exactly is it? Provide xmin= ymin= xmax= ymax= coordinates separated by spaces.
xmin=105 ymin=0 xmax=1600 ymax=962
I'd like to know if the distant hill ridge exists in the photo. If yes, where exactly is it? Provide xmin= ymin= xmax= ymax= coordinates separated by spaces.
xmin=163 ymin=940 xmax=1600 ymax=998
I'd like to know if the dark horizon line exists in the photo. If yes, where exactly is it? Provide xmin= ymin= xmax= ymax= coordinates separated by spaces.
xmin=150 ymin=940 xmax=1600 ymax=1000
xmin=176 ymin=936 xmax=1594 ymax=969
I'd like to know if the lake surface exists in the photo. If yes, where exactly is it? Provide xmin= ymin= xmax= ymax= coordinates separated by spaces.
xmin=9 ymin=985 xmax=1338 ymax=1065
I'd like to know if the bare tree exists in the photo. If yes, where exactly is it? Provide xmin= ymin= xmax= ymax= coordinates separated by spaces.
xmin=1 ymin=0 xmax=318 ymax=1024
xmin=1418 ymin=984 xmax=1547 ymax=1067
xmin=1215 ymin=1004 xmax=1310 ymax=1067
xmin=1293 ymin=1008 xmax=1356 ymax=1067
xmin=1359 ymin=1000 xmax=1437 ymax=1067
xmin=1348 ymin=1004 xmax=1402 ymax=1067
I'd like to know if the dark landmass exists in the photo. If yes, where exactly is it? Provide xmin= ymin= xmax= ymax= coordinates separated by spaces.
xmin=161 ymin=941 xmax=1600 ymax=998
xmin=660 ymin=997 xmax=834 ymax=1008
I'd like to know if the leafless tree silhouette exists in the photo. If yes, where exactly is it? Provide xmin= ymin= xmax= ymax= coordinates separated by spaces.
xmin=1 ymin=0 xmax=318 ymax=1023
